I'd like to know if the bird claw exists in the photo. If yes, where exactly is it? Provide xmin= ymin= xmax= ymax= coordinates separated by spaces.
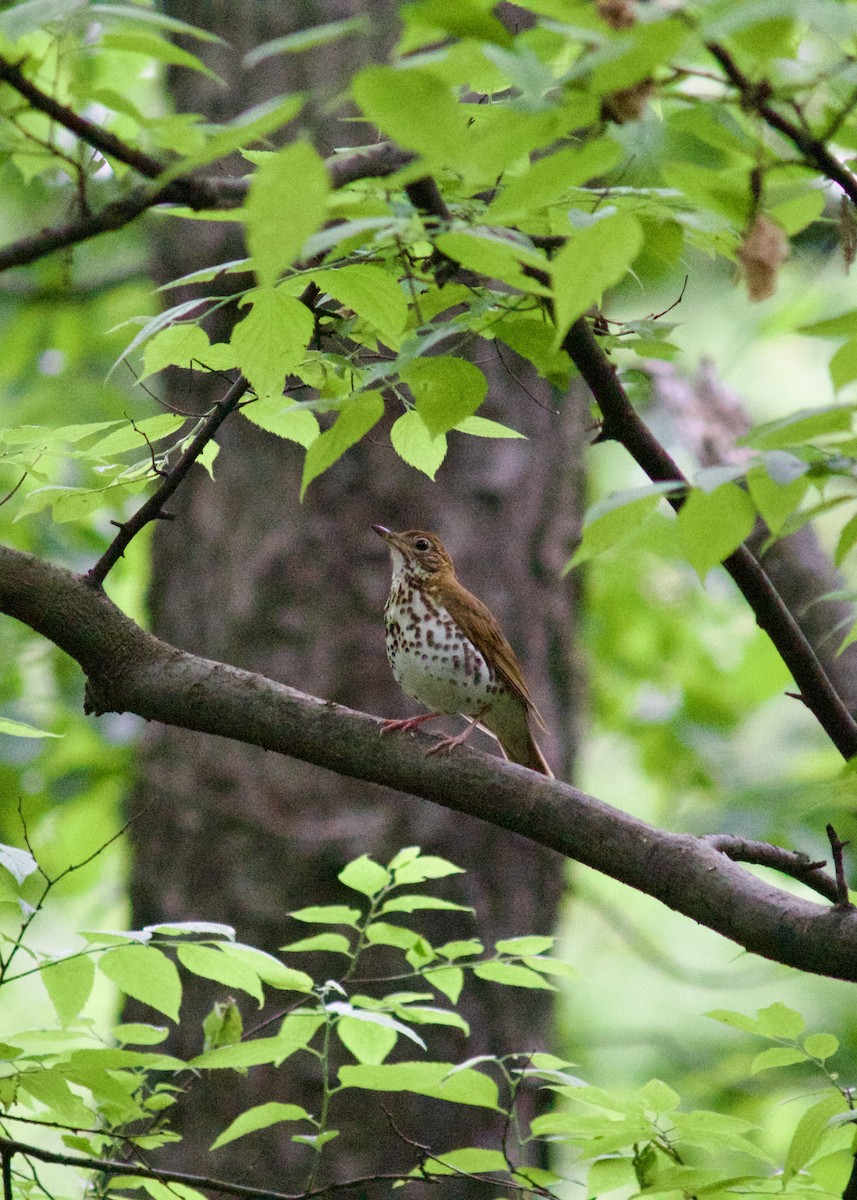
xmin=379 ymin=713 xmax=441 ymax=736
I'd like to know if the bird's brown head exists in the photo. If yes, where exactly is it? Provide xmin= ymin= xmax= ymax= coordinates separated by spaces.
xmin=372 ymin=526 xmax=454 ymax=583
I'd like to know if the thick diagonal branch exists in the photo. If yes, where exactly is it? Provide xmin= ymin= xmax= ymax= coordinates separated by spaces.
xmin=562 ymin=316 xmax=857 ymax=761
xmin=1 ymin=543 xmax=856 ymax=981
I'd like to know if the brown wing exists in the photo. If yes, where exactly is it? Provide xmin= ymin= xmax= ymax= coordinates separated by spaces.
xmin=441 ymin=584 xmax=547 ymax=732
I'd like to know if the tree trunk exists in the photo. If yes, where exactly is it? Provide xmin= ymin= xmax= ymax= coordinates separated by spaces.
xmin=128 ymin=2 xmax=586 ymax=1192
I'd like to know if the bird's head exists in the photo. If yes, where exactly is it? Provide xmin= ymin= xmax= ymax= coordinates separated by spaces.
xmin=372 ymin=526 xmax=454 ymax=582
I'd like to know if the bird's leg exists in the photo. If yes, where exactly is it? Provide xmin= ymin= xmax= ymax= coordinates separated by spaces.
xmin=380 ymin=711 xmax=443 ymax=736
xmin=425 ymin=707 xmax=489 ymax=758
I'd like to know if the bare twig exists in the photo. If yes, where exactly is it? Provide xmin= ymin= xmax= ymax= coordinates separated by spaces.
xmin=703 ymin=834 xmax=837 ymax=903
xmin=84 ymin=375 xmax=250 ymax=588
xmin=706 ymin=42 xmax=857 ymax=205
xmin=826 ymin=824 xmax=853 ymax=908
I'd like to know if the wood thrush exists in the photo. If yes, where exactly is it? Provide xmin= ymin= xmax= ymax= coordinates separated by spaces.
xmin=373 ymin=526 xmax=552 ymax=776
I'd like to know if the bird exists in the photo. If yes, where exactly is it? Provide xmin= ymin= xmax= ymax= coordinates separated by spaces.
xmin=373 ymin=525 xmax=552 ymax=776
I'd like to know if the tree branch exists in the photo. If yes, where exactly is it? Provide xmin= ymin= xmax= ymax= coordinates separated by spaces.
xmin=705 ymin=41 xmax=857 ymax=206
xmin=561 ymin=316 xmax=857 ymax=761
xmin=1 ymin=543 xmax=856 ymax=981
xmin=84 ymin=376 xmax=251 ymax=588
xmin=0 ymin=1136 xmax=410 ymax=1200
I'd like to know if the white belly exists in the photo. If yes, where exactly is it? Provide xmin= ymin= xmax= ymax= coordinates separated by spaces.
xmin=385 ymin=591 xmax=496 ymax=717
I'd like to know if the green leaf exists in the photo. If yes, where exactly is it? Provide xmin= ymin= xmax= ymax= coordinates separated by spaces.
xmin=754 ymin=1002 xmax=806 ymax=1039
xmin=803 ymin=1033 xmax=840 ymax=1061
xmin=98 ymin=945 xmax=182 ymax=1022
xmin=784 ymin=1093 xmax=847 ymax=1183
xmin=336 ymin=1015 xmax=398 ymax=1064
xmin=231 ymin=288 xmax=315 ymax=401
xmin=676 ymin=484 xmax=756 ymax=579
xmin=311 ymin=266 xmax=408 ymax=344
xmin=280 ymin=933 xmax=352 ymax=955
xmin=141 ymin=324 xmax=214 ymax=379
xmin=217 ymin=944 xmax=313 ymax=992
xmin=191 ymin=1013 xmax=324 ymax=1069
xmin=211 ymin=1102 xmax=311 ymax=1151
xmin=246 ymin=142 xmax=329 ymax=287
xmin=405 ymin=0 xmax=514 ymax=47
xmin=390 ymin=411 xmax=447 ymax=479
xmin=300 ymin=392 xmax=385 ymax=498
xmin=473 ymin=962 xmax=555 ymax=990
xmin=746 ymin=462 xmax=807 ymax=535
xmin=113 ymin=1023 xmax=170 ymax=1046
xmin=176 ymin=944 xmax=264 ymax=1004
xmin=424 ymin=966 xmax=464 ymax=1002
xmin=424 ymin=1147 xmax=510 ymax=1176
xmin=42 ymin=955 xmax=95 ymax=1027
xmin=338 ymin=1061 xmax=499 ymax=1108
xmin=203 ymin=1000 xmax=243 ymax=1052
xmin=495 ymin=936 xmax=554 ymax=956
xmin=401 ymin=357 xmax=487 ymax=437
xmin=454 ymin=415 xmax=526 ymax=439
xmin=392 ymin=854 xmax=465 ymax=884
xmin=0 ymin=718 xmax=61 ymax=739
xmin=568 ymin=483 xmax=679 ymax=568
xmin=830 ymin=338 xmax=857 ymax=392
xmin=245 ymin=17 xmax=368 ymax=65
xmin=289 ymin=905 xmax=363 ymax=926
xmin=751 ymin=1046 xmax=807 ymax=1073
xmin=157 ymin=95 xmax=305 ymax=186
xmin=486 ymin=138 xmax=623 ymax=223
xmin=337 ymin=854 xmax=392 ymax=898
xmin=551 ymin=213 xmax=644 ymax=340
xmin=86 ymin=414 xmax=186 ymax=459
xmin=835 ymin=511 xmax=857 ymax=568
xmin=101 ymin=31 xmax=221 ymax=81
xmin=438 ymin=939 xmax=483 ymax=960
xmin=353 ymin=66 xmax=467 ymax=166
xmin=743 ymin=405 xmax=856 ymax=450
xmin=381 ymin=896 xmax=472 ymax=915
xmin=435 ymin=228 xmax=548 ymax=293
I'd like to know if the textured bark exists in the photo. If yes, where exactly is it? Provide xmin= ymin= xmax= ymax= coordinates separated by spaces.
xmin=127 ymin=1 xmax=585 ymax=1192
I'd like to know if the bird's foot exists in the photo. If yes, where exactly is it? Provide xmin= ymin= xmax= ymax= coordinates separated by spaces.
xmin=424 ymin=708 xmax=488 ymax=758
xmin=380 ymin=712 xmax=442 ymax=736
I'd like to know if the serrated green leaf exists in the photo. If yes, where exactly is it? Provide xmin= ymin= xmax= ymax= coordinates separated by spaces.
xmin=300 ymin=392 xmax=385 ymax=498
xmin=754 ymin=1002 xmax=805 ymax=1039
xmin=338 ymin=1061 xmax=499 ymax=1108
xmin=241 ymin=399 xmax=319 ymax=448
xmin=98 ymin=945 xmax=182 ymax=1022
xmin=390 ymin=410 xmax=447 ymax=479
xmin=435 ymin=228 xmax=548 ymax=293
xmin=401 ymin=357 xmax=486 ymax=438
xmin=231 ymin=288 xmax=315 ymax=401
xmin=676 ymin=483 xmax=755 ymax=579
xmin=743 ymin=405 xmax=856 ymax=450
xmin=424 ymin=1147 xmax=509 ymax=1176
xmin=246 ymin=142 xmax=329 ymax=287
xmin=86 ymin=414 xmax=186 ymax=459
xmin=141 ymin=324 xmax=212 ymax=379
xmin=746 ymin=463 xmax=807 ymax=535
xmin=203 ymin=1000 xmax=243 ymax=1052
xmin=473 ymin=961 xmax=555 ymax=990
xmin=552 ymin=213 xmax=643 ymax=340
xmin=176 ymin=944 xmax=263 ymax=1004
xmin=568 ymin=484 xmax=679 ymax=568
xmin=211 ymin=1101 xmax=311 ymax=1151
xmin=353 ymin=65 xmax=467 ymax=166
xmin=113 ymin=1023 xmax=170 ymax=1046
xmin=41 ymin=955 xmax=95 ymax=1027
xmin=311 ymin=265 xmax=408 ymax=343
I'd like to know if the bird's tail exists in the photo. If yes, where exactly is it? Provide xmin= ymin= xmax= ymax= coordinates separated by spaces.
xmin=498 ymin=727 xmax=554 ymax=778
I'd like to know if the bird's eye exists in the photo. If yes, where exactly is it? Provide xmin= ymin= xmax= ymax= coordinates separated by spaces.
xmin=414 ymin=538 xmax=431 ymax=552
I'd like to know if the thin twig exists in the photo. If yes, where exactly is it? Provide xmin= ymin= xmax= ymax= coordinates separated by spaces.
xmin=84 ymin=374 xmax=250 ymax=588
xmin=826 ymin=824 xmax=853 ymax=908
xmin=706 ymin=42 xmax=857 ymax=205
xmin=703 ymin=834 xmax=837 ymax=903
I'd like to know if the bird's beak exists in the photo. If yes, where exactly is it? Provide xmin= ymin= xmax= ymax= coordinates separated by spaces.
xmin=371 ymin=524 xmax=391 ymax=540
